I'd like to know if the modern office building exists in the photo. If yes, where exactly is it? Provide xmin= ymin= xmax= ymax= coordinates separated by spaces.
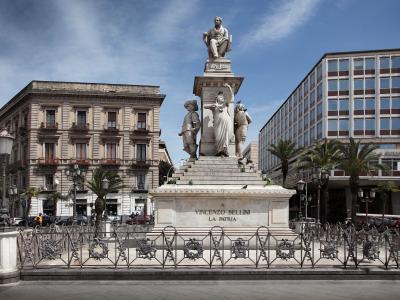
xmin=259 ymin=49 xmax=400 ymax=219
xmin=0 ymin=81 xmax=165 ymax=218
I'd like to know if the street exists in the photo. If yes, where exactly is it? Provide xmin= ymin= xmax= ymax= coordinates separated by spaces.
xmin=1 ymin=280 xmax=399 ymax=300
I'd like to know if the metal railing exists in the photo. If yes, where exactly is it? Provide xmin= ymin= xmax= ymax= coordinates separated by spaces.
xmin=16 ymin=223 xmax=400 ymax=269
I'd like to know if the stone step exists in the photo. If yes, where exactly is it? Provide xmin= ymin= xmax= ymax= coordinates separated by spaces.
xmin=183 ymin=166 xmax=242 ymax=171
xmin=176 ymin=180 xmax=266 ymax=185
xmin=193 ymin=160 xmax=240 ymax=165
xmin=179 ymin=176 xmax=263 ymax=181
xmin=180 ymin=171 xmax=259 ymax=176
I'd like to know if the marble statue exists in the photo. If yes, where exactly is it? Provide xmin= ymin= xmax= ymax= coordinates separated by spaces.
xmin=204 ymin=83 xmax=234 ymax=156
xmin=234 ymin=103 xmax=252 ymax=158
xmin=179 ymin=100 xmax=200 ymax=158
xmin=203 ymin=16 xmax=231 ymax=59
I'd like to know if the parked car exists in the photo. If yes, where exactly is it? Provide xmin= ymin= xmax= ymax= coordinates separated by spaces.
xmin=108 ymin=215 xmax=121 ymax=224
xmin=11 ymin=217 xmax=24 ymax=226
xmin=126 ymin=214 xmax=151 ymax=225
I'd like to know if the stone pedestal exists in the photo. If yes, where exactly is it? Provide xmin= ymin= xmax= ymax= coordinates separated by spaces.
xmin=193 ymin=58 xmax=244 ymax=156
xmin=0 ymin=229 xmax=19 ymax=283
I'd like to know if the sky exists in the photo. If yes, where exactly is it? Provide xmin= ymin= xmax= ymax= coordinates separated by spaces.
xmin=0 ymin=0 xmax=399 ymax=164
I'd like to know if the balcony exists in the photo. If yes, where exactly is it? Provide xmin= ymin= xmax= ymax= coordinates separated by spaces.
xmin=103 ymin=124 xmax=120 ymax=133
xmin=133 ymin=124 xmax=150 ymax=134
xmin=40 ymin=122 xmax=58 ymax=130
xmin=130 ymin=159 xmax=156 ymax=169
xmin=37 ymin=158 xmax=60 ymax=167
xmin=131 ymin=183 xmax=148 ymax=193
xmin=71 ymin=122 xmax=90 ymax=131
xmin=70 ymin=159 xmax=91 ymax=166
xmin=100 ymin=158 xmax=121 ymax=167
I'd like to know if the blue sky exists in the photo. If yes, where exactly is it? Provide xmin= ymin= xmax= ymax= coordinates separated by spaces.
xmin=0 ymin=0 xmax=399 ymax=164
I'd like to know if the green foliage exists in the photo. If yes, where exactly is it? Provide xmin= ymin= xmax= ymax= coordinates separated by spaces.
xmin=374 ymin=181 xmax=399 ymax=194
xmin=268 ymin=139 xmax=302 ymax=187
xmin=167 ymin=178 xmax=177 ymax=184
xmin=188 ymin=180 xmax=193 ymax=185
xmin=159 ymin=160 xmax=173 ymax=186
xmin=21 ymin=187 xmax=40 ymax=220
xmin=297 ymin=139 xmax=341 ymax=171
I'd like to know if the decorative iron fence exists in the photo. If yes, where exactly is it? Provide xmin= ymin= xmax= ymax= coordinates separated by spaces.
xmin=16 ymin=223 xmax=400 ymax=269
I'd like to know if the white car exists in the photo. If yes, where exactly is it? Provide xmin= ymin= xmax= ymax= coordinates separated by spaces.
xmin=11 ymin=217 xmax=24 ymax=226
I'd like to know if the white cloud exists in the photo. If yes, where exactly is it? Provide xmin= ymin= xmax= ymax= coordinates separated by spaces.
xmin=242 ymin=0 xmax=320 ymax=47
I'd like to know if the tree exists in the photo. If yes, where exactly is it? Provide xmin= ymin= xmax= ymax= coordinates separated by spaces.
xmin=268 ymin=139 xmax=302 ymax=187
xmin=21 ymin=187 xmax=39 ymax=223
xmin=337 ymin=138 xmax=385 ymax=222
xmin=86 ymin=168 xmax=124 ymax=235
xmin=297 ymin=139 xmax=341 ymax=222
xmin=375 ymin=181 xmax=399 ymax=223
xmin=159 ymin=160 xmax=173 ymax=186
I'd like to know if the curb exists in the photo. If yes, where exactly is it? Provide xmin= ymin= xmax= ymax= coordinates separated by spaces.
xmin=20 ymin=268 xmax=400 ymax=281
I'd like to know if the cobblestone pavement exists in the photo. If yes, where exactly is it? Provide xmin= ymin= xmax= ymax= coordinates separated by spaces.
xmin=1 ymin=280 xmax=400 ymax=300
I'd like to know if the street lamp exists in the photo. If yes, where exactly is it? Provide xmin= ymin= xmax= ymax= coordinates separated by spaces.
xmin=0 ymin=129 xmax=15 ymax=226
xmin=311 ymin=167 xmax=330 ymax=224
xmin=102 ymin=178 xmax=109 ymax=219
xmin=297 ymin=180 xmax=305 ymax=219
xmin=8 ymin=185 xmax=18 ymax=219
xmin=65 ymin=164 xmax=86 ymax=222
xmin=358 ymin=188 xmax=375 ymax=225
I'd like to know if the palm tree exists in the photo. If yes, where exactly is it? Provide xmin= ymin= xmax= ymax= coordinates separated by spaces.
xmin=45 ymin=192 xmax=66 ymax=218
xmin=268 ymin=139 xmax=302 ymax=187
xmin=337 ymin=138 xmax=385 ymax=222
xmin=21 ymin=187 xmax=39 ymax=223
xmin=375 ymin=181 xmax=399 ymax=223
xmin=86 ymin=168 xmax=124 ymax=234
xmin=297 ymin=139 xmax=341 ymax=222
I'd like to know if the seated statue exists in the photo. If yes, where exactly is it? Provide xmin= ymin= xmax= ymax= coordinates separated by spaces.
xmin=203 ymin=16 xmax=231 ymax=59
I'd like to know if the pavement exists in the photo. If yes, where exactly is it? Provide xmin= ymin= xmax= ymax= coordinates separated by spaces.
xmin=1 ymin=280 xmax=400 ymax=300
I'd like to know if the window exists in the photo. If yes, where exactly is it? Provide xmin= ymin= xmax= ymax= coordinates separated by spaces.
xmin=317 ymin=84 xmax=323 ymax=99
xmin=328 ymin=80 xmax=337 ymax=92
xmin=392 ymin=56 xmax=400 ymax=70
xmin=328 ymin=119 xmax=337 ymax=131
xmin=45 ymin=175 xmax=54 ymax=191
xmin=46 ymin=110 xmax=56 ymax=126
xmin=354 ymin=99 xmax=364 ymax=110
xmin=339 ymin=79 xmax=349 ymax=91
xmin=328 ymin=60 xmax=337 ymax=72
xmin=380 ymin=118 xmax=390 ymax=130
xmin=354 ymin=58 xmax=363 ymax=71
xmin=339 ymin=119 xmax=349 ymax=131
xmin=77 ymin=111 xmax=86 ymax=125
xmin=303 ymin=97 xmax=308 ymax=113
xmin=354 ymin=119 xmax=363 ymax=130
xmin=392 ymin=118 xmax=400 ymax=130
xmin=137 ymin=113 xmax=147 ymax=129
xmin=365 ymin=58 xmax=375 ymax=70
xmin=393 ymin=98 xmax=400 ymax=110
xmin=380 ymin=77 xmax=390 ymax=89
xmin=380 ymin=97 xmax=391 ymax=110
xmin=379 ymin=144 xmax=396 ymax=149
xmin=106 ymin=143 xmax=117 ymax=159
xmin=317 ymin=122 xmax=322 ymax=138
xmin=136 ymin=144 xmax=146 ymax=161
xmin=339 ymin=59 xmax=349 ymax=72
xmin=393 ymin=77 xmax=400 ymax=89
xmin=365 ymin=78 xmax=375 ymax=90
xmin=365 ymin=98 xmax=375 ymax=111
xmin=44 ymin=143 xmax=55 ymax=160
xmin=365 ymin=118 xmax=375 ymax=130
xmin=339 ymin=99 xmax=349 ymax=111
xmin=137 ymin=174 xmax=146 ymax=190
xmin=316 ymin=103 xmax=322 ymax=120
xmin=380 ymin=57 xmax=390 ymax=70
xmin=354 ymin=79 xmax=363 ymax=90
xmin=328 ymin=99 xmax=337 ymax=111
xmin=107 ymin=112 xmax=117 ymax=129
xmin=317 ymin=65 xmax=322 ymax=82
xmin=76 ymin=143 xmax=87 ymax=160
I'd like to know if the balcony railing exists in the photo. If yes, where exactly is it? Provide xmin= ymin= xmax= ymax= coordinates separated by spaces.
xmin=37 ymin=158 xmax=60 ymax=166
xmin=40 ymin=122 xmax=58 ymax=130
xmin=130 ymin=159 xmax=157 ymax=168
xmin=71 ymin=122 xmax=90 ymax=131
xmin=103 ymin=124 xmax=120 ymax=132
xmin=133 ymin=124 xmax=150 ymax=134
xmin=100 ymin=158 xmax=121 ymax=166
xmin=70 ymin=159 xmax=91 ymax=166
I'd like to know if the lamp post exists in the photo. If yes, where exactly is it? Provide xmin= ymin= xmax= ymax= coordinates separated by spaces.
xmin=8 ymin=185 xmax=18 ymax=220
xmin=65 ymin=164 xmax=86 ymax=223
xmin=297 ymin=180 xmax=312 ymax=220
xmin=0 ymin=129 xmax=15 ymax=226
xmin=311 ymin=167 xmax=330 ymax=224
xmin=102 ymin=177 xmax=109 ymax=218
xmin=358 ymin=188 xmax=375 ymax=225
xmin=297 ymin=180 xmax=305 ymax=219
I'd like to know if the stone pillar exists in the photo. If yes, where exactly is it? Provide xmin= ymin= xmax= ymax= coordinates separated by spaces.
xmin=0 ymin=229 xmax=19 ymax=283
xmin=193 ymin=58 xmax=244 ymax=156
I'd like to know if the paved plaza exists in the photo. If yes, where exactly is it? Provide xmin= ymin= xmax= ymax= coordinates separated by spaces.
xmin=1 ymin=280 xmax=400 ymax=300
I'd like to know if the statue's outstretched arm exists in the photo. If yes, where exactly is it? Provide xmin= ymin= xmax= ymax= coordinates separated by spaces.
xmin=203 ymin=32 xmax=209 ymax=46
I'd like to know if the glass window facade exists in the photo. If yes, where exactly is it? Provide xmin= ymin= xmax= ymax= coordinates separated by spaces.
xmin=365 ymin=118 xmax=375 ymax=130
xmin=365 ymin=78 xmax=375 ymax=90
xmin=380 ymin=77 xmax=390 ymax=89
xmin=354 ymin=79 xmax=363 ymax=90
xmin=339 ymin=99 xmax=349 ymax=111
xmin=354 ymin=119 xmax=363 ymax=130
xmin=380 ymin=57 xmax=390 ymax=69
xmin=328 ymin=60 xmax=337 ymax=72
xmin=365 ymin=58 xmax=375 ymax=70
xmin=365 ymin=98 xmax=375 ymax=110
xmin=380 ymin=118 xmax=390 ymax=130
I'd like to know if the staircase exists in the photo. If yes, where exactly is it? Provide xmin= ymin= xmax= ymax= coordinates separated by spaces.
xmin=171 ymin=156 xmax=266 ymax=186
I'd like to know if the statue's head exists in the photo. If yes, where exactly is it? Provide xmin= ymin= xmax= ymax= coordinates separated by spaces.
xmin=235 ymin=103 xmax=246 ymax=112
xmin=184 ymin=100 xmax=198 ymax=111
xmin=216 ymin=91 xmax=225 ymax=104
xmin=214 ymin=16 xmax=222 ymax=26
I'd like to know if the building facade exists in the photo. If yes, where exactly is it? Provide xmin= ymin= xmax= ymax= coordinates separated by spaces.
xmin=0 ymin=81 xmax=165 ymax=218
xmin=259 ymin=49 xmax=400 ymax=218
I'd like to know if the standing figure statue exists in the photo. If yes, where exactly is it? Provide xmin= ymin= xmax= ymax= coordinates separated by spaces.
xmin=234 ymin=103 xmax=252 ymax=159
xmin=204 ymin=83 xmax=234 ymax=157
xmin=179 ymin=100 xmax=200 ymax=159
xmin=203 ymin=16 xmax=231 ymax=59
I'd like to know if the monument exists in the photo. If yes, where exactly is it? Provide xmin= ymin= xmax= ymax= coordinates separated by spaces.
xmin=150 ymin=17 xmax=294 ymax=235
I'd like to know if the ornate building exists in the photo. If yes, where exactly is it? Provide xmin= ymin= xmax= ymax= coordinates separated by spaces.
xmin=0 ymin=81 xmax=165 ymax=218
